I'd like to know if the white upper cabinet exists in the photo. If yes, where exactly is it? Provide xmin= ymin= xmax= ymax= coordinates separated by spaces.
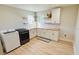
xmin=44 ymin=8 xmax=61 ymax=24
xmin=52 ymin=8 xmax=61 ymax=24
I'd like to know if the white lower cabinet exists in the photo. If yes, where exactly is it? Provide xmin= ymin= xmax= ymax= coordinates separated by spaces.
xmin=37 ymin=29 xmax=44 ymax=37
xmin=50 ymin=31 xmax=59 ymax=41
xmin=30 ymin=28 xmax=59 ymax=41
xmin=37 ymin=29 xmax=59 ymax=41
xmin=29 ymin=29 xmax=36 ymax=39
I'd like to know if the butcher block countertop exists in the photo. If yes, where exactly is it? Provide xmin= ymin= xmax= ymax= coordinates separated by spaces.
xmin=26 ymin=27 xmax=60 ymax=31
xmin=36 ymin=28 xmax=60 ymax=31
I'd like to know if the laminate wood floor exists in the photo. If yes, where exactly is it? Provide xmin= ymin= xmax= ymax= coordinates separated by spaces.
xmin=7 ymin=37 xmax=74 ymax=55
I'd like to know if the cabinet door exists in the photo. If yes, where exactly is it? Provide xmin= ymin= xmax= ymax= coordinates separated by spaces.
xmin=37 ymin=29 xmax=41 ymax=36
xmin=39 ymin=29 xmax=48 ymax=38
xmin=45 ymin=30 xmax=53 ymax=40
xmin=51 ymin=31 xmax=59 ymax=41
xmin=52 ymin=8 xmax=60 ymax=24
xmin=29 ymin=29 xmax=36 ymax=39
xmin=37 ymin=29 xmax=44 ymax=37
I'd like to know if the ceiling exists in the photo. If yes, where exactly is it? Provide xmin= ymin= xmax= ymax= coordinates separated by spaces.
xmin=5 ymin=4 xmax=76 ymax=12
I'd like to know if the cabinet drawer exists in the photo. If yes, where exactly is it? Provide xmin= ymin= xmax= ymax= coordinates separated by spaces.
xmin=29 ymin=29 xmax=36 ymax=39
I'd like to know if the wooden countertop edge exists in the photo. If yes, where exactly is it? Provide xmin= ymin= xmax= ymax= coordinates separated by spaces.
xmin=28 ymin=28 xmax=60 ymax=31
xmin=36 ymin=28 xmax=60 ymax=31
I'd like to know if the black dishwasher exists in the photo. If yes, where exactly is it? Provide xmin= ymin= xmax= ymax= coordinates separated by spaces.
xmin=16 ymin=28 xmax=30 ymax=45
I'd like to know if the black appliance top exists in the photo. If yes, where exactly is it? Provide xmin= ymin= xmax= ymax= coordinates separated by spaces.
xmin=16 ymin=28 xmax=29 ymax=33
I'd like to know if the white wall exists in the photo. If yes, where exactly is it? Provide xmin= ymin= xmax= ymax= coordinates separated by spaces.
xmin=37 ymin=6 xmax=78 ymax=43
xmin=60 ymin=6 xmax=78 ymax=42
xmin=0 ymin=5 xmax=35 ymax=31
xmin=74 ymin=8 xmax=79 ymax=55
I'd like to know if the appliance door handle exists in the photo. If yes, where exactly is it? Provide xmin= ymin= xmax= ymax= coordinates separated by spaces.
xmin=20 ymin=32 xmax=28 ymax=34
